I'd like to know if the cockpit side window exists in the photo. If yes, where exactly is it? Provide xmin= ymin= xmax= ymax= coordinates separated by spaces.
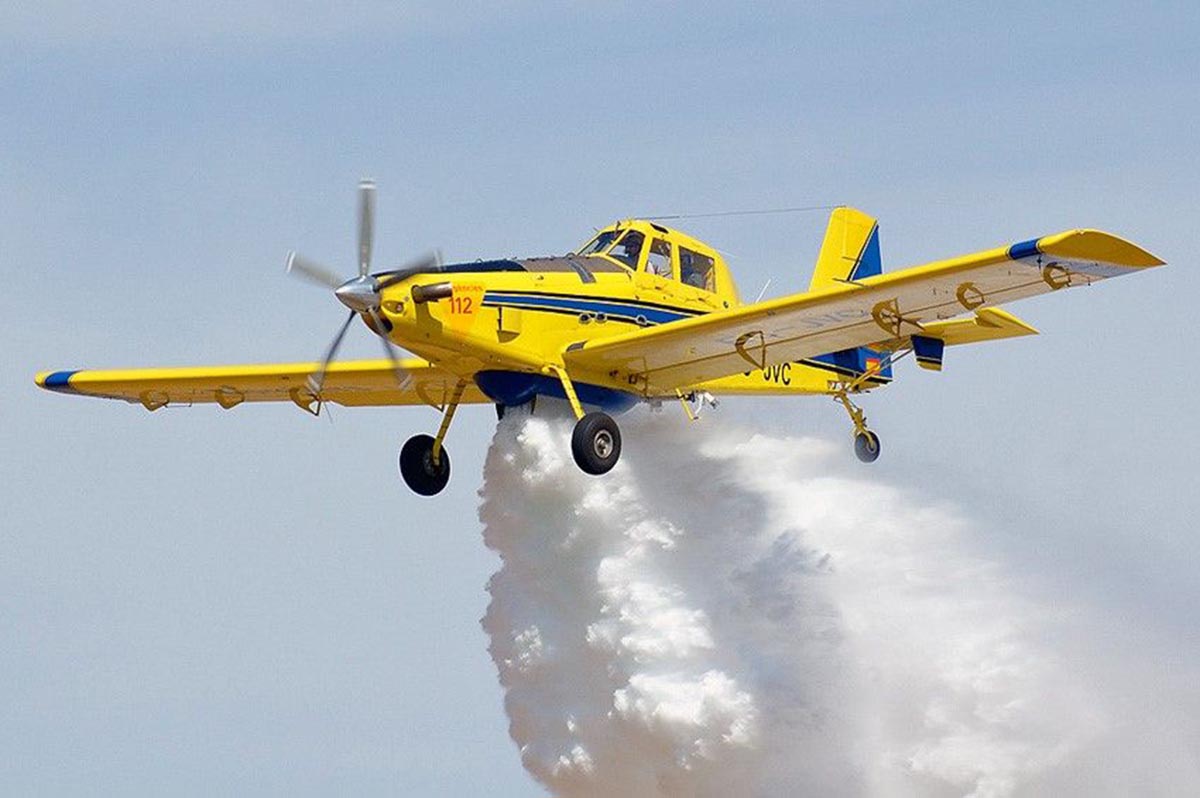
xmin=577 ymin=229 xmax=621 ymax=256
xmin=646 ymin=238 xmax=673 ymax=279
xmin=679 ymin=247 xmax=716 ymax=292
xmin=608 ymin=230 xmax=645 ymax=270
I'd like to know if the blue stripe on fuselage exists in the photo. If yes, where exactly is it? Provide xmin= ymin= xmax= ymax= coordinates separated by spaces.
xmin=483 ymin=292 xmax=693 ymax=325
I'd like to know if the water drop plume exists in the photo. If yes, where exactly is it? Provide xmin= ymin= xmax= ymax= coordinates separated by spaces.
xmin=479 ymin=405 xmax=1103 ymax=797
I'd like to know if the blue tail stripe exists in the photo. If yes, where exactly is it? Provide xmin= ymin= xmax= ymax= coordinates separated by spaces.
xmin=850 ymin=224 xmax=882 ymax=280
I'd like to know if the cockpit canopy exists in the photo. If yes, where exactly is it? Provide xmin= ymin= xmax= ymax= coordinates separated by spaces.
xmin=576 ymin=220 xmax=738 ymax=302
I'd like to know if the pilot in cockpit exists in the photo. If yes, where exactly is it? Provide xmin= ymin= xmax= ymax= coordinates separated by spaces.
xmin=609 ymin=231 xmax=644 ymax=269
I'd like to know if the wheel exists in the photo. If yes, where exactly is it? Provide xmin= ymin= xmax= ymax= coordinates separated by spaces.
xmin=571 ymin=412 xmax=622 ymax=475
xmin=399 ymin=434 xmax=451 ymax=495
xmin=854 ymin=430 xmax=881 ymax=463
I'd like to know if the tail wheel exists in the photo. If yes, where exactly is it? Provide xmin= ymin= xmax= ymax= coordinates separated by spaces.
xmin=854 ymin=430 xmax=881 ymax=463
xmin=399 ymin=434 xmax=451 ymax=495
xmin=571 ymin=412 xmax=622 ymax=475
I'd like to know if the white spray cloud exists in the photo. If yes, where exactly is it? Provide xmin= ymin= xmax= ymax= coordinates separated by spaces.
xmin=478 ymin=404 xmax=1114 ymax=797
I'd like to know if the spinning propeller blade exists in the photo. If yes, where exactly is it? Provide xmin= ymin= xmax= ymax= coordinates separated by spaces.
xmin=358 ymin=179 xmax=375 ymax=277
xmin=287 ymin=179 xmax=437 ymax=397
xmin=307 ymin=311 xmax=357 ymax=395
xmin=377 ymin=250 xmax=444 ymax=289
xmin=369 ymin=307 xmax=413 ymax=391
xmin=286 ymin=251 xmax=342 ymax=290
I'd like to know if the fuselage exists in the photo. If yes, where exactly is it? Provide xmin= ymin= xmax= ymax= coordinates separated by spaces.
xmin=372 ymin=219 xmax=889 ymax=410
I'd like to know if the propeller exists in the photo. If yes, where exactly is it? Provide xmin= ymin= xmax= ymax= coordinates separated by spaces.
xmin=286 ymin=179 xmax=425 ymax=396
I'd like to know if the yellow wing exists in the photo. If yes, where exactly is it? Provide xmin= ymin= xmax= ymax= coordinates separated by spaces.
xmin=564 ymin=228 xmax=1163 ymax=394
xmin=35 ymin=359 xmax=489 ymax=412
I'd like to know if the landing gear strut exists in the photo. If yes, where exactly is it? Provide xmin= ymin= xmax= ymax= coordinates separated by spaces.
xmin=399 ymin=379 xmax=466 ymax=495
xmin=546 ymin=364 xmax=623 ymax=476
xmin=835 ymin=389 xmax=881 ymax=463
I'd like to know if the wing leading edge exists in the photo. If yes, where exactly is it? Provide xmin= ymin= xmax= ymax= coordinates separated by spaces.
xmin=35 ymin=359 xmax=488 ymax=412
xmin=564 ymin=226 xmax=1163 ymax=394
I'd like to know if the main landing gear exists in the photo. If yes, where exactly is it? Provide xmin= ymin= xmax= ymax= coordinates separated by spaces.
xmin=399 ymin=434 xmax=451 ymax=495
xmin=835 ymin=389 xmax=881 ymax=463
xmin=399 ymin=379 xmax=466 ymax=496
xmin=548 ymin=365 xmax=623 ymax=476
xmin=398 ymin=368 xmax=625 ymax=494
xmin=571 ymin=411 xmax=622 ymax=475
xmin=853 ymin=429 xmax=881 ymax=463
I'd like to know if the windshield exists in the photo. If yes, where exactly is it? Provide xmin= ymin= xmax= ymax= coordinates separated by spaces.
xmin=577 ymin=229 xmax=621 ymax=256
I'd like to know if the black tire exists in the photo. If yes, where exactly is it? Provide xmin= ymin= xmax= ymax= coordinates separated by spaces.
xmin=571 ymin=412 xmax=622 ymax=475
xmin=854 ymin=430 xmax=881 ymax=463
xmin=399 ymin=434 xmax=451 ymax=496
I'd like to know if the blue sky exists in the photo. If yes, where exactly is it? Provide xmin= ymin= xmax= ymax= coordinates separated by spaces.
xmin=4 ymin=3 xmax=1198 ymax=794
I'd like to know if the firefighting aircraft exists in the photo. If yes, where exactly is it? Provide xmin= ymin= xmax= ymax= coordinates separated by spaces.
xmin=36 ymin=180 xmax=1163 ymax=495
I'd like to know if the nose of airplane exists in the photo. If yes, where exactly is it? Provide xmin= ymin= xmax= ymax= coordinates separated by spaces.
xmin=334 ymin=275 xmax=380 ymax=312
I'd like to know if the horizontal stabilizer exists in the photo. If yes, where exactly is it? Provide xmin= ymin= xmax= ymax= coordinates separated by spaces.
xmin=907 ymin=309 xmax=1038 ymax=371
xmin=918 ymin=307 xmax=1039 ymax=347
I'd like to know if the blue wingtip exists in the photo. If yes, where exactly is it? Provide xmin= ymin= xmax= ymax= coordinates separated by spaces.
xmin=1007 ymin=238 xmax=1041 ymax=260
xmin=39 ymin=370 xmax=80 ymax=394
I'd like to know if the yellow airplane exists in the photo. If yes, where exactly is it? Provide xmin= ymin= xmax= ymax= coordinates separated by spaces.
xmin=36 ymin=180 xmax=1163 ymax=495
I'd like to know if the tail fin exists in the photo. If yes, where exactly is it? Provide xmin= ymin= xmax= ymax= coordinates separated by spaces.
xmin=809 ymin=208 xmax=891 ymax=385
xmin=809 ymin=207 xmax=881 ymax=291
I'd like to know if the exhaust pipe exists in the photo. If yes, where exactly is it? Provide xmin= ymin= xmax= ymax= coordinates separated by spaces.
xmin=411 ymin=282 xmax=454 ymax=303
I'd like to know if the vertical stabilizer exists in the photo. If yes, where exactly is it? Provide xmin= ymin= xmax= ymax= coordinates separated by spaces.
xmin=809 ymin=207 xmax=881 ymax=291
xmin=807 ymin=208 xmax=892 ymax=383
